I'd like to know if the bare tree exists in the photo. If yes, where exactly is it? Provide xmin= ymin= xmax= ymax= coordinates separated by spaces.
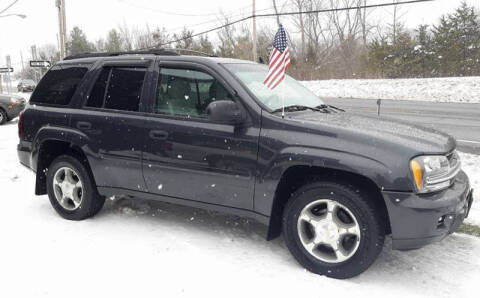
xmin=118 ymin=22 xmax=133 ymax=51
xmin=291 ymin=0 xmax=307 ymax=56
xmin=217 ymin=16 xmax=237 ymax=57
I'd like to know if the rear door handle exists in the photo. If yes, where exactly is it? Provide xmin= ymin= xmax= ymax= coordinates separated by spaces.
xmin=77 ymin=121 xmax=92 ymax=130
xmin=149 ymin=130 xmax=169 ymax=140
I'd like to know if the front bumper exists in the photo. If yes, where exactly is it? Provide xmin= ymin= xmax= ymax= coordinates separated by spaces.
xmin=383 ymin=170 xmax=473 ymax=250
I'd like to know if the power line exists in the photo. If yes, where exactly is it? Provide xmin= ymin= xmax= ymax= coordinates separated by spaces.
xmin=164 ymin=5 xmax=278 ymax=32
xmin=152 ymin=0 xmax=436 ymax=48
xmin=165 ymin=2 xmax=312 ymax=35
xmin=0 ymin=0 xmax=19 ymax=15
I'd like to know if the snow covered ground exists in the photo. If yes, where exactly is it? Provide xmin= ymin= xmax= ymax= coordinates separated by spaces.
xmin=460 ymin=152 xmax=480 ymax=226
xmin=303 ymin=77 xmax=480 ymax=103
xmin=0 ymin=118 xmax=479 ymax=297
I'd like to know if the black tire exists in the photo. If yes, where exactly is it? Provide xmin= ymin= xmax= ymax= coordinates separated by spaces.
xmin=282 ymin=180 xmax=386 ymax=279
xmin=46 ymin=155 xmax=105 ymax=220
xmin=0 ymin=109 xmax=7 ymax=125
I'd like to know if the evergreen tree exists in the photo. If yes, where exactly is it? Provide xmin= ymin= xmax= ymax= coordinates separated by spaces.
xmin=105 ymin=29 xmax=123 ymax=52
xmin=432 ymin=2 xmax=480 ymax=76
xmin=412 ymin=24 xmax=435 ymax=77
xmin=173 ymin=28 xmax=194 ymax=49
xmin=66 ymin=27 xmax=95 ymax=56
xmin=365 ymin=38 xmax=391 ymax=77
xmin=193 ymin=35 xmax=214 ymax=55
xmin=365 ymin=2 xmax=480 ymax=78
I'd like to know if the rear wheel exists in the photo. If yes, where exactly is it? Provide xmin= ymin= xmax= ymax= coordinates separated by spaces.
xmin=46 ymin=155 xmax=105 ymax=220
xmin=282 ymin=180 xmax=385 ymax=279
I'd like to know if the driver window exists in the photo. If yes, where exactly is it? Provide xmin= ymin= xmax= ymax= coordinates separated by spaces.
xmin=154 ymin=68 xmax=232 ymax=118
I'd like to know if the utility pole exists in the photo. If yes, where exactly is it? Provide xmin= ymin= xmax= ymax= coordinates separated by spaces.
xmin=6 ymin=55 xmax=12 ymax=94
xmin=56 ymin=0 xmax=67 ymax=59
xmin=298 ymin=0 xmax=305 ymax=57
xmin=272 ymin=0 xmax=281 ymax=27
xmin=252 ymin=0 xmax=258 ymax=62
xmin=20 ymin=51 xmax=25 ymax=75
xmin=393 ymin=0 xmax=397 ymax=46
xmin=361 ymin=0 xmax=367 ymax=46
xmin=31 ymin=45 xmax=39 ymax=83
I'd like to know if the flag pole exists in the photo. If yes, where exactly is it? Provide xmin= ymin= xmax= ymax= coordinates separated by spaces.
xmin=280 ymin=24 xmax=285 ymax=119
xmin=282 ymin=77 xmax=285 ymax=119
xmin=264 ymin=24 xmax=290 ymax=119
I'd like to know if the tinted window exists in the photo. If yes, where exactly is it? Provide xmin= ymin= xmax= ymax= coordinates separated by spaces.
xmin=30 ymin=64 xmax=89 ymax=105
xmin=154 ymin=68 xmax=232 ymax=118
xmin=86 ymin=67 xmax=146 ymax=112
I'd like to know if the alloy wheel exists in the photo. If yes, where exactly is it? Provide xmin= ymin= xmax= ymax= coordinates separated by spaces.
xmin=297 ymin=199 xmax=361 ymax=263
xmin=53 ymin=167 xmax=83 ymax=211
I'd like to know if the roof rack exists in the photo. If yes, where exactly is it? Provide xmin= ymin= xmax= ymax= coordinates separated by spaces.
xmin=170 ymin=48 xmax=217 ymax=57
xmin=63 ymin=49 xmax=179 ymax=60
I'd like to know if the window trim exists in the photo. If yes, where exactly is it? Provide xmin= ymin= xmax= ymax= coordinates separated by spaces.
xmin=147 ymin=61 xmax=241 ymax=123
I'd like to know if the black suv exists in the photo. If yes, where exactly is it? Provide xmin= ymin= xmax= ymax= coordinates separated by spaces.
xmin=17 ymin=50 xmax=474 ymax=279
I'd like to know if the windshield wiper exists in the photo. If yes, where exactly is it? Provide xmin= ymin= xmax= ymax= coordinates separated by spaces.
xmin=315 ymin=104 xmax=345 ymax=112
xmin=271 ymin=105 xmax=322 ymax=114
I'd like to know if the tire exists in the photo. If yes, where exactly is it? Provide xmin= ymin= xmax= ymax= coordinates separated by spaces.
xmin=282 ymin=180 xmax=386 ymax=279
xmin=46 ymin=155 xmax=105 ymax=220
xmin=0 ymin=109 xmax=7 ymax=125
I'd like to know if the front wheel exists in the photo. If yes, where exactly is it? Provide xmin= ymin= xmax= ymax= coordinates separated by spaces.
xmin=46 ymin=155 xmax=105 ymax=220
xmin=282 ymin=180 xmax=386 ymax=279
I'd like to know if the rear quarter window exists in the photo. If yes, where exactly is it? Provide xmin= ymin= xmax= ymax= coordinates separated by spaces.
xmin=30 ymin=64 xmax=90 ymax=105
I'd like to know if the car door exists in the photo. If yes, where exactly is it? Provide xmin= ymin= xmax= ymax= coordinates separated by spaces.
xmin=141 ymin=61 xmax=259 ymax=210
xmin=70 ymin=59 xmax=152 ymax=191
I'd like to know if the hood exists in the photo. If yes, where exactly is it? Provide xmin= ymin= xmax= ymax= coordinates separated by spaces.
xmin=287 ymin=111 xmax=456 ymax=154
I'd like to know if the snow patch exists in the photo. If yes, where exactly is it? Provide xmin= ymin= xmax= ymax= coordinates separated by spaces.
xmin=302 ymin=77 xmax=480 ymax=103
xmin=459 ymin=152 xmax=480 ymax=226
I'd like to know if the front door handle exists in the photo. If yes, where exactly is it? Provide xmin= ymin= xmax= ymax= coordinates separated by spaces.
xmin=149 ymin=130 xmax=168 ymax=140
xmin=77 ymin=121 xmax=92 ymax=130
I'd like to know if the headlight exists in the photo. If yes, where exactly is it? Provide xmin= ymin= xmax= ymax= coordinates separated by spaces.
xmin=410 ymin=152 xmax=461 ymax=193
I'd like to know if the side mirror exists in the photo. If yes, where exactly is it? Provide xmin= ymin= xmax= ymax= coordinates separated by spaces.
xmin=206 ymin=100 xmax=246 ymax=125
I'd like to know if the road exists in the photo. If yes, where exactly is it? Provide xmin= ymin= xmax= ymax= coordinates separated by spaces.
xmin=324 ymin=98 xmax=480 ymax=154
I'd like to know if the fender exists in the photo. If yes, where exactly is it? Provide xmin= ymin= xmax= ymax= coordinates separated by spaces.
xmin=253 ymin=145 xmax=396 ymax=216
xmin=31 ymin=125 xmax=92 ymax=172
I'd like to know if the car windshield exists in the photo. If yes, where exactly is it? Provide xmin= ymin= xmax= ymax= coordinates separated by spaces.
xmin=223 ymin=63 xmax=324 ymax=111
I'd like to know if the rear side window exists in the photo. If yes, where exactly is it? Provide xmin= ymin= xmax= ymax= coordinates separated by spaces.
xmin=86 ymin=66 xmax=146 ymax=112
xmin=30 ymin=64 xmax=89 ymax=105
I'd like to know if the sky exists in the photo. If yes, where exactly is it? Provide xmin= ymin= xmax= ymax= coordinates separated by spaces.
xmin=1 ymin=0 xmax=480 ymax=69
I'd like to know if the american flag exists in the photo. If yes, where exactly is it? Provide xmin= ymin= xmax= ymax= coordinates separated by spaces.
xmin=263 ymin=25 xmax=291 ymax=90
